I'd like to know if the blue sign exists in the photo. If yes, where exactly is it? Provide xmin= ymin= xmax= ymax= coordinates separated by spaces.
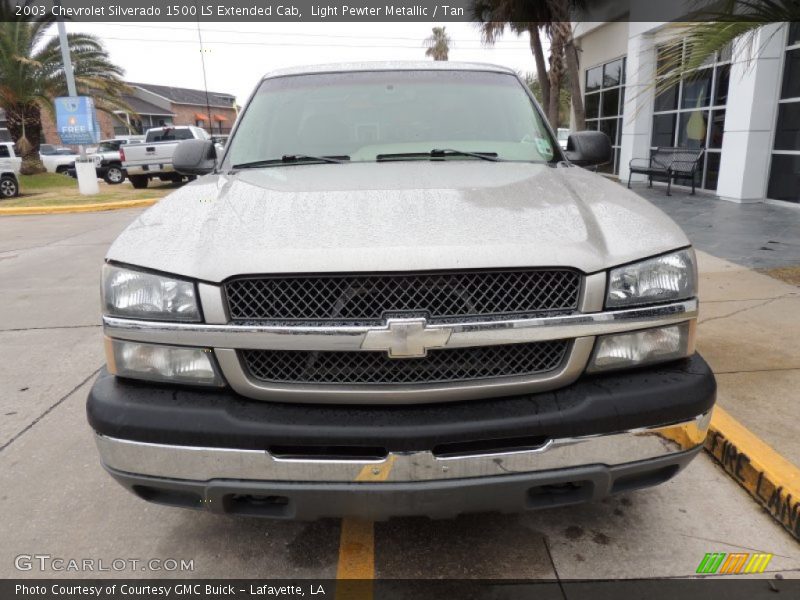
xmin=55 ymin=96 xmax=100 ymax=145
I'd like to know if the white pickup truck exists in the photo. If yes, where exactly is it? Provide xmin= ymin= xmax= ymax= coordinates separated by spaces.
xmin=121 ymin=126 xmax=209 ymax=188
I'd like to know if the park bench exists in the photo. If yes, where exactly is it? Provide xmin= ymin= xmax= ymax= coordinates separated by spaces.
xmin=628 ymin=147 xmax=705 ymax=196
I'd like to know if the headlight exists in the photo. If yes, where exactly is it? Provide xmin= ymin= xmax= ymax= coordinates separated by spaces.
xmin=587 ymin=322 xmax=695 ymax=373
xmin=105 ymin=338 xmax=223 ymax=386
xmin=102 ymin=264 xmax=200 ymax=321
xmin=607 ymin=249 xmax=696 ymax=308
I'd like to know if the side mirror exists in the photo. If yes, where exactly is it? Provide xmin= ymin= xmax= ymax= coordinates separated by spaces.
xmin=173 ymin=139 xmax=216 ymax=176
xmin=564 ymin=131 xmax=612 ymax=167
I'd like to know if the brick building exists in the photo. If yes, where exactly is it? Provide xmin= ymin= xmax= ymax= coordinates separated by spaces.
xmin=37 ymin=82 xmax=237 ymax=145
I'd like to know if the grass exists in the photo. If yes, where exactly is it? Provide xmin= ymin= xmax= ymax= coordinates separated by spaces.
xmin=760 ymin=266 xmax=800 ymax=287
xmin=1 ymin=173 xmax=177 ymax=208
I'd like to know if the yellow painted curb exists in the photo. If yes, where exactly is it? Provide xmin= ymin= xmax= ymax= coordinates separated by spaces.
xmin=705 ymin=406 xmax=800 ymax=540
xmin=0 ymin=197 xmax=158 ymax=216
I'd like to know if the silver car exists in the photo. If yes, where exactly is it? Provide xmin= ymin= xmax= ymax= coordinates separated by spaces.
xmin=88 ymin=62 xmax=715 ymax=520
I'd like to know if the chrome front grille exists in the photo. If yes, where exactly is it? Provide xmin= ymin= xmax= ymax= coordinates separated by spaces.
xmin=224 ymin=269 xmax=581 ymax=323
xmin=241 ymin=340 xmax=569 ymax=385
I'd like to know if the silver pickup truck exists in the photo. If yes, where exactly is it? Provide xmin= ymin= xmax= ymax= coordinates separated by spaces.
xmin=121 ymin=126 xmax=208 ymax=188
xmin=88 ymin=62 xmax=715 ymax=520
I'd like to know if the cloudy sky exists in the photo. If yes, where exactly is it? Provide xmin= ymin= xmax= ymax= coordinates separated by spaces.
xmin=55 ymin=22 xmax=543 ymax=103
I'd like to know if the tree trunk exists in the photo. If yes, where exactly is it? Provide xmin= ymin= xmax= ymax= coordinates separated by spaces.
xmin=547 ymin=23 xmax=565 ymax=129
xmin=564 ymin=30 xmax=586 ymax=131
xmin=5 ymin=102 xmax=46 ymax=174
xmin=528 ymin=25 xmax=550 ymax=115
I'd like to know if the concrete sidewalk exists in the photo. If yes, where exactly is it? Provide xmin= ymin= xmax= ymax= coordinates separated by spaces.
xmin=696 ymin=252 xmax=800 ymax=466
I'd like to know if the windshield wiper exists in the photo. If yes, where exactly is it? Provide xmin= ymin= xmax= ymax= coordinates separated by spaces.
xmin=376 ymin=149 xmax=502 ymax=162
xmin=232 ymin=154 xmax=350 ymax=169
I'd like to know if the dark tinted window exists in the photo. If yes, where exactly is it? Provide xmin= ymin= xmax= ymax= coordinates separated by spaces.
xmin=599 ymin=119 xmax=618 ymax=145
xmin=147 ymin=129 xmax=195 ymax=142
xmin=651 ymin=114 xmax=676 ymax=147
xmin=705 ymin=152 xmax=721 ymax=191
xmin=709 ymin=110 xmax=725 ymax=149
xmin=654 ymin=84 xmax=678 ymax=112
xmin=781 ymin=48 xmax=800 ymax=99
xmin=585 ymin=93 xmax=600 ymax=119
xmin=603 ymin=59 xmax=624 ymax=87
xmin=0 ymin=145 xmax=9 ymax=158
xmin=601 ymin=88 xmax=620 ymax=117
xmin=586 ymin=66 xmax=602 ymax=92
xmin=774 ymin=102 xmax=800 ymax=151
xmin=681 ymin=69 xmax=712 ymax=109
xmin=714 ymin=64 xmax=730 ymax=106
xmin=768 ymin=154 xmax=800 ymax=202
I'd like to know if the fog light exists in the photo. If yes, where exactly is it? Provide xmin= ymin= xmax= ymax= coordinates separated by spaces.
xmin=106 ymin=338 xmax=223 ymax=386
xmin=587 ymin=321 xmax=695 ymax=373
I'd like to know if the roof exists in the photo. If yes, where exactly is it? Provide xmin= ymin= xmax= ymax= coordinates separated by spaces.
xmin=129 ymin=82 xmax=236 ymax=108
xmin=263 ymin=61 xmax=517 ymax=79
xmin=121 ymin=94 xmax=174 ymax=117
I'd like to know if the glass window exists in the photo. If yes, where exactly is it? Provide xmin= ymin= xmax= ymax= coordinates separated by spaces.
xmin=789 ymin=22 xmax=800 ymax=47
xmin=678 ymin=110 xmax=709 ymax=148
xmin=585 ymin=93 xmax=600 ymax=119
xmin=681 ymin=68 xmax=713 ymax=109
xmin=586 ymin=66 xmax=602 ymax=92
xmin=601 ymin=88 xmax=620 ymax=118
xmin=599 ymin=118 xmax=618 ymax=145
xmin=654 ymin=84 xmax=678 ymax=112
xmin=781 ymin=48 xmax=800 ymax=100
xmin=709 ymin=110 xmax=725 ymax=149
xmin=652 ymin=114 xmax=676 ymax=147
xmin=0 ymin=145 xmax=9 ymax=158
xmin=714 ymin=64 xmax=730 ymax=106
xmin=767 ymin=154 xmax=800 ymax=202
xmin=603 ymin=59 xmax=624 ymax=87
xmin=583 ymin=57 xmax=625 ymax=175
xmin=705 ymin=152 xmax=721 ymax=190
xmin=773 ymin=102 xmax=800 ymax=151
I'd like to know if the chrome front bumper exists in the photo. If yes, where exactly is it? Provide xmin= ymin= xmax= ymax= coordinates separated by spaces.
xmin=95 ymin=410 xmax=711 ymax=484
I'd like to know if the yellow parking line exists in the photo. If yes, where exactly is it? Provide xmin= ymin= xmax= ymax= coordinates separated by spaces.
xmin=0 ymin=198 xmax=158 ymax=216
xmin=705 ymin=406 xmax=800 ymax=541
xmin=334 ymin=456 xmax=396 ymax=598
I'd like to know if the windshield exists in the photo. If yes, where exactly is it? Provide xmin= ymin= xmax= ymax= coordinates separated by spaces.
xmin=225 ymin=70 xmax=559 ymax=167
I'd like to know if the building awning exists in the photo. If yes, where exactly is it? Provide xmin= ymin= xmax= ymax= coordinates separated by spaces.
xmin=194 ymin=113 xmax=208 ymax=121
xmin=212 ymin=114 xmax=228 ymax=122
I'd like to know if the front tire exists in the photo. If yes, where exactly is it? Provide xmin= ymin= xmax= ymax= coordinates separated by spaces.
xmin=0 ymin=176 xmax=19 ymax=198
xmin=129 ymin=175 xmax=148 ymax=189
xmin=104 ymin=165 xmax=125 ymax=185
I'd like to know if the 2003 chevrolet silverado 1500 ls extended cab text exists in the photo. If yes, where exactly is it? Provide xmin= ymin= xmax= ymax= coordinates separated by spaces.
xmin=88 ymin=62 xmax=716 ymax=520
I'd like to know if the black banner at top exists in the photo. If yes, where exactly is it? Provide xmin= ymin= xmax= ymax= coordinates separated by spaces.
xmin=1 ymin=0 xmax=758 ymax=23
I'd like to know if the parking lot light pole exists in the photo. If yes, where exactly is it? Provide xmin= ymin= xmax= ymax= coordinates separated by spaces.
xmin=55 ymin=8 xmax=98 ymax=195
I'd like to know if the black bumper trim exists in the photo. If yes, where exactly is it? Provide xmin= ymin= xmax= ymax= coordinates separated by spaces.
xmin=87 ymin=355 xmax=715 ymax=453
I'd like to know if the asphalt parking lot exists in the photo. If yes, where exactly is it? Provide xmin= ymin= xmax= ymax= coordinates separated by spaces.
xmin=1 ymin=207 xmax=799 ymax=581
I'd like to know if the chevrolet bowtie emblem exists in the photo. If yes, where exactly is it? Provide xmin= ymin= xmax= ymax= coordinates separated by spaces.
xmin=361 ymin=318 xmax=452 ymax=358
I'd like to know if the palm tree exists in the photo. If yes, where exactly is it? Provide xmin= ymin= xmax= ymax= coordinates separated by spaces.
xmin=657 ymin=0 xmax=800 ymax=93
xmin=0 ymin=3 xmax=131 ymax=173
xmin=472 ymin=0 xmax=552 ymax=119
xmin=424 ymin=27 xmax=452 ymax=61
xmin=471 ymin=0 xmax=585 ymax=130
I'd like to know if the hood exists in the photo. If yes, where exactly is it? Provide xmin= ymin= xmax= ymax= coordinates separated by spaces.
xmin=106 ymin=161 xmax=689 ymax=282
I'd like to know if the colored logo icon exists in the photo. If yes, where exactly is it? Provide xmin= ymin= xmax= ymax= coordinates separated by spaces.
xmin=696 ymin=552 xmax=773 ymax=574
